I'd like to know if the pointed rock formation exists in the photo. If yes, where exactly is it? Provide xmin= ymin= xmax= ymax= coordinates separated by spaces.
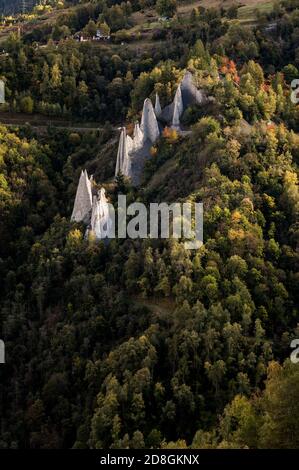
xmin=140 ymin=98 xmax=160 ymax=143
xmin=155 ymin=92 xmax=162 ymax=118
xmin=123 ymin=147 xmax=132 ymax=179
xmin=133 ymin=121 xmax=143 ymax=150
xmin=115 ymin=127 xmax=127 ymax=177
xmin=181 ymin=71 xmax=205 ymax=108
xmin=90 ymin=189 xmax=112 ymax=239
xmin=160 ymin=71 xmax=206 ymax=125
xmin=98 ymin=188 xmax=111 ymax=236
xmin=115 ymin=127 xmax=132 ymax=178
xmin=172 ymin=84 xmax=184 ymax=129
xmin=90 ymin=195 xmax=101 ymax=238
xmin=71 ymin=170 xmax=93 ymax=223
xmin=126 ymin=134 xmax=134 ymax=154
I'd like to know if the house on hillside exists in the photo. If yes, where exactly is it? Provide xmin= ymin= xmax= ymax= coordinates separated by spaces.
xmin=73 ymin=29 xmax=111 ymax=42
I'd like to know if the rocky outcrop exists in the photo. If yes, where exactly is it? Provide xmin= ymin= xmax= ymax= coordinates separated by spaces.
xmin=89 ymin=188 xmax=112 ymax=240
xmin=140 ymin=98 xmax=160 ymax=144
xmin=71 ymin=170 xmax=93 ymax=223
xmin=172 ymin=84 xmax=184 ymax=130
xmin=181 ymin=71 xmax=206 ymax=108
xmin=115 ymin=127 xmax=132 ymax=178
xmin=114 ymin=71 xmax=208 ymax=185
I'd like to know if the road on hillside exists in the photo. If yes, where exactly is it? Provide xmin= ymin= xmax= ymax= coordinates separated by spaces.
xmin=0 ymin=113 xmax=119 ymax=133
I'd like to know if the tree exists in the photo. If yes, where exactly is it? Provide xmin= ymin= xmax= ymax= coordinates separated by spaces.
xmin=52 ymin=25 xmax=71 ymax=41
xmin=40 ymin=62 xmax=49 ymax=95
xmin=83 ymin=20 xmax=97 ymax=38
xmin=282 ymin=64 xmax=299 ymax=83
xmin=226 ymin=5 xmax=238 ymax=19
xmin=193 ymin=117 xmax=221 ymax=141
xmin=219 ymin=395 xmax=259 ymax=448
xmin=156 ymin=0 xmax=177 ymax=18
xmin=259 ymin=361 xmax=299 ymax=449
xmin=204 ymin=360 xmax=226 ymax=395
xmin=130 ymin=430 xmax=145 ymax=449
xmin=97 ymin=22 xmax=110 ymax=37
xmin=20 ymin=95 xmax=34 ymax=114
xmin=51 ymin=63 xmax=62 ymax=88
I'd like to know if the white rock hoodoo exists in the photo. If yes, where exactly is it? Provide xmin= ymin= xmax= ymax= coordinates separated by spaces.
xmin=172 ymin=84 xmax=184 ymax=130
xmin=140 ymin=98 xmax=160 ymax=144
xmin=133 ymin=121 xmax=143 ymax=150
xmin=115 ymin=71 xmax=206 ymax=184
xmin=71 ymin=170 xmax=93 ymax=223
xmin=115 ymin=127 xmax=131 ymax=178
xmin=71 ymin=173 xmax=112 ymax=241
xmin=71 ymin=72 xmax=207 ymax=233
xmin=89 ymin=188 xmax=112 ymax=240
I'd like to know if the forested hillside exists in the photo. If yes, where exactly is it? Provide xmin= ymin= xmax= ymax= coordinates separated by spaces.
xmin=0 ymin=0 xmax=299 ymax=449
xmin=0 ymin=1 xmax=22 ymax=14
xmin=0 ymin=0 xmax=37 ymax=15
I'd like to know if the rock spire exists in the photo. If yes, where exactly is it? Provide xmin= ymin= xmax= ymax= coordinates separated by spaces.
xmin=90 ymin=188 xmax=112 ymax=239
xmin=172 ymin=84 xmax=184 ymax=129
xmin=140 ymin=98 xmax=160 ymax=143
xmin=71 ymin=170 xmax=93 ymax=223
xmin=115 ymin=127 xmax=132 ymax=178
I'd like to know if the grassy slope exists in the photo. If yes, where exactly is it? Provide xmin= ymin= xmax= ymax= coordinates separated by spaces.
xmin=0 ymin=0 xmax=273 ymax=44
xmin=120 ymin=0 xmax=273 ymax=52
